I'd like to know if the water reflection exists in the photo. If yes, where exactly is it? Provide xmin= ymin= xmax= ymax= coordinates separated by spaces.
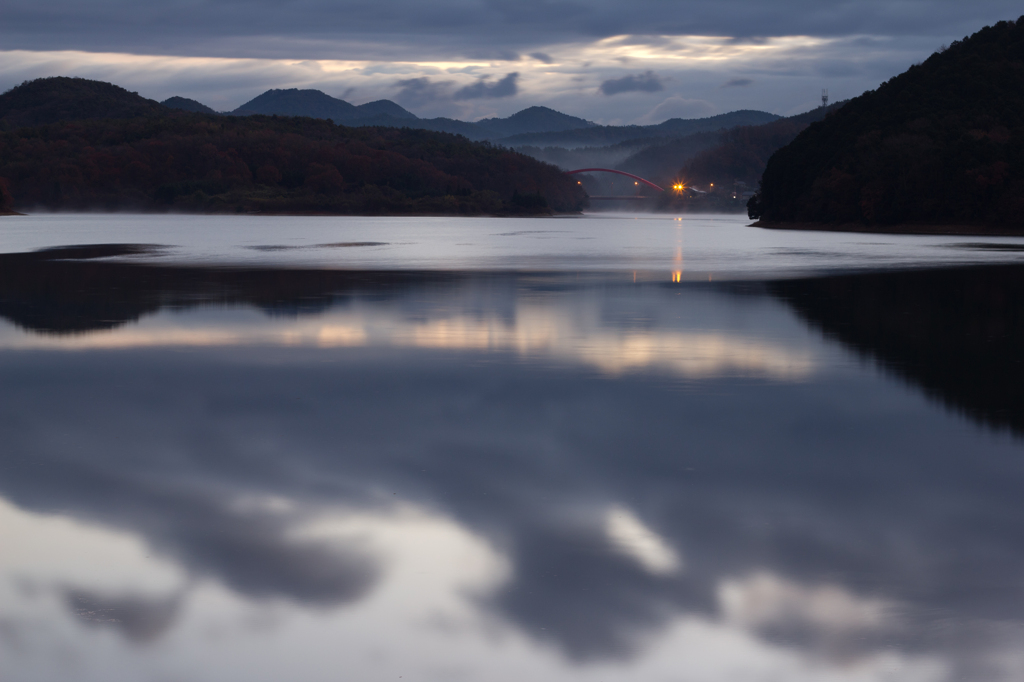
xmin=0 ymin=246 xmax=815 ymax=379
xmin=3 ymin=250 xmax=1024 ymax=680
xmin=772 ymin=264 xmax=1024 ymax=436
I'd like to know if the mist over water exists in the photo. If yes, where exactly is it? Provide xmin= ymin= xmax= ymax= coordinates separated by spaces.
xmin=3 ymin=213 xmax=1024 ymax=681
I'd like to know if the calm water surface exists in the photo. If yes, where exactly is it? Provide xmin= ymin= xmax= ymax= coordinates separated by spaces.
xmin=3 ymin=213 xmax=1024 ymax=681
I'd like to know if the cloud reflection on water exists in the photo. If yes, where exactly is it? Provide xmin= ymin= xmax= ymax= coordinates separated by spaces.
xmin=0 ymin=305 xmax=816 ymax=381
xmin=2 ymin=264 xmax=1024 ymax=680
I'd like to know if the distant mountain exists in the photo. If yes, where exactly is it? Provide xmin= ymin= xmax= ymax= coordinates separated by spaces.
xmin=162 ymin=96 xmax=217 ymax=114
xmin=512 ymin=106 xmax=836 ymax=190
xmin=499 ymin=110 xmax=780 ymax=148
xmin=664 ymin=101 xmax=846 ymax=189
xmin=233 ymin=88 xmax=359 ymax=119
xmin=476 ymin=106 xmax=595 ymax=138
xmin=231 ymin=88 xmax=419 ymax=123
xmin=0 ymin=77 xmax=166 ymax=130
xmin=225 ymin=89 xmax=777 ymax=147
xmin=615 ymin=131 xmax=724 ymax=184
xmin=753 ymin=16 xmax=1024 ymax=229
xmin=402 ymin=117 xmax=489 ymax=138
xmin=354 ymin=99 xmax=418 ymax=120
xmin=227 ymin=92 xmax=596 ymax=139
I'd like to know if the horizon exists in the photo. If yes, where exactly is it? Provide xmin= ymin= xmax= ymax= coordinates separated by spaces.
xmin=1 ymin=2 xmax=1018 ymax=124
xmin=154 ymin=87 xmax=808 ymax=126
xmin=6 ymin=76 xmax=824 ymax=127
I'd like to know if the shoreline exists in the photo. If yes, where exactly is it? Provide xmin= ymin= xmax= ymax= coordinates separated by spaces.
xmin=752 ymin=220 xmax=1024 ymax=237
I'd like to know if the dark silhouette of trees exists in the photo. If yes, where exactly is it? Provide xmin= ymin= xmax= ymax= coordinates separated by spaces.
xmin=0 ymin=109 xmax=585 ymax=215
xmin=0 ymin=77 xmax=166 ymax=131
xmin=753 ymin=16 xmax=1024 ymax=229
xmin=0 ymin=177 xmax=13 ymax=213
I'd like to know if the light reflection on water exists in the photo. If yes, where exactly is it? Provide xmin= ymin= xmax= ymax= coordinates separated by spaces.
xmin=0 ymin=288 xmax=817 ymax=380
xmin=2 ymin=217 xmax=1024 ymax=681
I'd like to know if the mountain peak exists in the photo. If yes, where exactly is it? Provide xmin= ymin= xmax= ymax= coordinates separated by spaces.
xmin=162 ymin=96 xmax=217 ymax=115
xmin=230 ymin=89 xmax=417 ymax=122
xmin=475 ymin=106 xmax=595 ymax=137
xmin=0 ymin=77 xmax=165 ymax=130
xmin=232 ymin=88 xmax=357 ymax=119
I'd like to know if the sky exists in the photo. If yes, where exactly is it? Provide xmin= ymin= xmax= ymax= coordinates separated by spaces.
xmin=0 ymin=1 xmax=1020 ymax=123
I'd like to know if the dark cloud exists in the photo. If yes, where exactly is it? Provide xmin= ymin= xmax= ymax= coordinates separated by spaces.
xmin=599 ymin=71 xmax=664 ymax=96
xmin=529 ymin=52 xmax=553 ymax=64
xmin=491 ymin=523 xmax=694 ymax=660
xmin=392 ymin=72 xmax=519 ymax=111
xmin=393 ymin=76 xmax=453 ymax=108
xmin=65 ymin=589 xmax=183 ymax=643
xmin=453 ymin=72 xmax=519 ymax=100
xmin=722 ymin=77 xmax=754 ymax=87
xmin=0 ymin=1 xmax=1019 ymax=60
xmin=166 ymin=497 xmax=380 ymax=605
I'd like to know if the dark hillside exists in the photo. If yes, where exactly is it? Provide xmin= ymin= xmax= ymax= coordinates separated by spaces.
xmin=674 ymin=102 xmax=844 ymax=190
xmin=500 ymin=110 xmax=779 ymax=148
xmin=752 ymin=16 xmax=1024 ymax=229
xmin=163 ymin=96 xmax=217 ymax=114
xmin=356 ymin=100 xmax=418 ymax=120
xmin=615 ymin=132 xmax=721 ymax=184
xmin=231 ymin=89 xmax=418 ymax=123
xmin=233 ymin=88 xmax=359 ymax=119
xmin=0 ymin=77 xmax=167 ymax=130
xmin=0 ymin=177 xmax=14 ymax=215
xmin=524 ymin=105 xmax=841 ymax=189
xmin=477 ymin=106 xmax=595 ymax=137
xmin=0 ymin=114 xmax=584 ymax=215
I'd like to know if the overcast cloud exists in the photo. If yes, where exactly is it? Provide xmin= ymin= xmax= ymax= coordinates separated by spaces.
xmin=600 ymin=71 xmax=664 ymax=96
xmin=454 ymin=72 xmax=519 ymax=99
xmin=0 ymin=1 xmax=1019 ymax=122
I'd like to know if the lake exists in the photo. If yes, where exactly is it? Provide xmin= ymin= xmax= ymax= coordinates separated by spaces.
xmin=3 ymin=212 xmax=1024 ymax=681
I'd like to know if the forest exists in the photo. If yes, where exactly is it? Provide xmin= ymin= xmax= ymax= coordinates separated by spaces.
xmin=750 ymin=16 xmax=1024 ymax=228
xmin=0 ymin=78 xmax=586 ymax=215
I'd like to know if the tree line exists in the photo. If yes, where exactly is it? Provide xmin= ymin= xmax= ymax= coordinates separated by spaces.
xmin=0 ymin=110 xmax=586 ymax=215
xmin=749 ymin=17 xmax=1024 ymax=228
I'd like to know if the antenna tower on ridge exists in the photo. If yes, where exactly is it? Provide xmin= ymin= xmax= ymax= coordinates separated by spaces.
xmin=821 ymin=88 xmax=829 ymax=107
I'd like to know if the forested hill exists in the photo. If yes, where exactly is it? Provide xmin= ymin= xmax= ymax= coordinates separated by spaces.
xmin=0 ymin=77 xmax=167 ymax=130
xmin=751 ymin=16 xmax=1024 ymax=229
xmin=613 ymin=101 xmax=844 ymax=191
xmin=0 ymin=85 xmax=585 ymax=215
xmin=162 ymin=96 xmax=217 ymax=114
xmin=501 ymin=110 xmax=778 ymax=148
xmin=232 ymin=88 xmax=418 ymax=121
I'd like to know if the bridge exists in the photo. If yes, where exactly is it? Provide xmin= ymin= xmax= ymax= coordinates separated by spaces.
xmin=566 ymin=168 xmax=665 ymax=199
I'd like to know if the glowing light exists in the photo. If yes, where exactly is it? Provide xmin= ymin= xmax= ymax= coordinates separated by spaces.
xmin=672 ymin=271 xmax=682 ymax=283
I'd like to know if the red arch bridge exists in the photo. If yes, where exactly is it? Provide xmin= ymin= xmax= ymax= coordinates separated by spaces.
xmin=566 ymin=168 xmax=665 ymax=200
